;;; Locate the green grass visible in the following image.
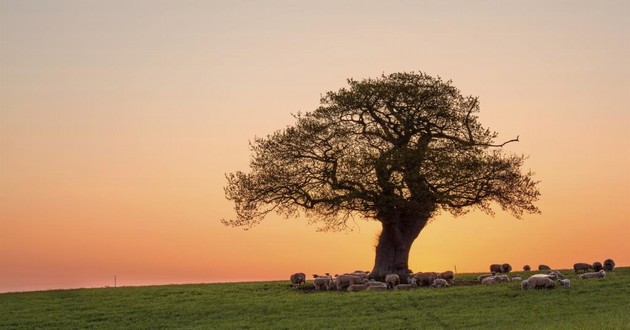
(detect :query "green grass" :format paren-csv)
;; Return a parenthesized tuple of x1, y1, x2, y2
(1, 268, 629, 329)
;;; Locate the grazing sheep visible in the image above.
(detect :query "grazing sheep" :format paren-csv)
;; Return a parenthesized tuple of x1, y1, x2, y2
(558, 279, 571, 288)
(385, 274, 400, 289)
(490, 264, 502, 273)
(335, 274, 366, 291)
(438, 271, 455, 284)
(394, 284, 417, 290)
(511, 276, 522, 282)
(477, 273, 496, 282)
(603, 259, 615, 271)
(501, 263, 512, 274)
(538, 264, 551, 271)
(430, 278, 450, 288)
(523, 265, 531, 272)
(573, 263, 591, 274)
(592, 262, 603, 272)
(414, 272, 438, 286)
(290, 273, 306, 287)
(313, 276, 332, 291)
(527, 276, 556, 289)
(578, 270, 606, 279)
(521, 280, 529, 290)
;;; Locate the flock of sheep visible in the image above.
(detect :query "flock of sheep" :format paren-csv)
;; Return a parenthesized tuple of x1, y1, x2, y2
(289, 258, 616, 292)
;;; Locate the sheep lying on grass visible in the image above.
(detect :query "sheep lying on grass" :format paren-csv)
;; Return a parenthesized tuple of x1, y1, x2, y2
(394, 284, 416, 290)
(482, 275, 509, 285)
(477, 273, 496, 282)
(527, 276, 556, 289)
(290, 273, 306, 287)
(578, 270, 606, 279)
(430, 278, 450, 288)
(511, 276, 522, 282)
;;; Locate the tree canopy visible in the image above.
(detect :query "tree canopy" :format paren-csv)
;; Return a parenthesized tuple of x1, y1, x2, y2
(224, 72, 540, 232)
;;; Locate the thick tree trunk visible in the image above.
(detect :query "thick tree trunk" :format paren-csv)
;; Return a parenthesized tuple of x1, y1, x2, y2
(369, 214, 429, 284)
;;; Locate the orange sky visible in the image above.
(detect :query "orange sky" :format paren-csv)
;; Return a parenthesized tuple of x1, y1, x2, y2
(1, 1, 629, 293)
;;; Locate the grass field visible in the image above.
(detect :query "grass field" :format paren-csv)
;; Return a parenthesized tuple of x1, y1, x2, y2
(1, 267, 629, 329)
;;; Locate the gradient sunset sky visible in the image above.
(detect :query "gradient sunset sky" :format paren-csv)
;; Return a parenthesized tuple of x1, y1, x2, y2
(1, 1, 628, 293)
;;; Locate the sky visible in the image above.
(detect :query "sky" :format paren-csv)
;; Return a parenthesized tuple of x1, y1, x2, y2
(1, 0, 629, 293)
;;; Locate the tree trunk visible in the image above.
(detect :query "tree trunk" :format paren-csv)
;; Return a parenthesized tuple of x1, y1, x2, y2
(369, 214, 429, 284)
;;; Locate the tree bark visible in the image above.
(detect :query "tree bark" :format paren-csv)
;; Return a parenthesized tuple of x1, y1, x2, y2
(369, 214, 429, 283)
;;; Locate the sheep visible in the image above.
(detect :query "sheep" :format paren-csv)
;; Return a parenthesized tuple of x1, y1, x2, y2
(527, 276, 556, 289)
(501, 263, 512, 274)
(366, 285, 388, 291)
(347, 283, 371, 292)
(573, 263, 591, 274)
(482, 275, 509, 285)
(523, 265, 531, 272)
(350, 271, 370, 281)
(547, 270, 564, 279)
(367, 281, 388, 289)
(385, 274, 400, 289)
(530, 273, 558, 281)
(578, 270, 606, 279)
(592, 262, 603, 272)
(313, 276, 332, 291)
(511, 276, 522, 282)
(407, 276, 417, 286)
(538, 264, 551, 271)
(290, 273, 306, 287)
(477, 273, 496, 282)
(490, 264, 502, 273)
(603, 259, 615, 271)
(394, 284, 417, 290)
(438, 271, 455, 284)
(335, 274, 366, 291)
(521, 280, 529, 290)
(430, 278, 450, 288)
(558, 279, 570, 288)
(413, 272, 438, 286)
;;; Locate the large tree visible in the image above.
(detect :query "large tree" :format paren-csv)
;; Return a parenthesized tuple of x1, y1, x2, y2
(223, 72, 540, 282)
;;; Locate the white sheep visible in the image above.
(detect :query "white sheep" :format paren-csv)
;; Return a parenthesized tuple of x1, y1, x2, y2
(521, 280, 529, 290)
(385, 274, 400, 289)
(477, 273, 496, 282)
(394, 284, 417, 290)
(511, 276, 522, 282)
(558, 279, 570, 288)
(313, 276, 332, 290)
(578, 270, 606, 279)
(430, 278, 450, 288)
(482, 275, 509, 285)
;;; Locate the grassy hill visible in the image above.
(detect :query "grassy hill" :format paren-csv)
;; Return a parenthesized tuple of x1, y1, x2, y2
(1, 267, 629, 329)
